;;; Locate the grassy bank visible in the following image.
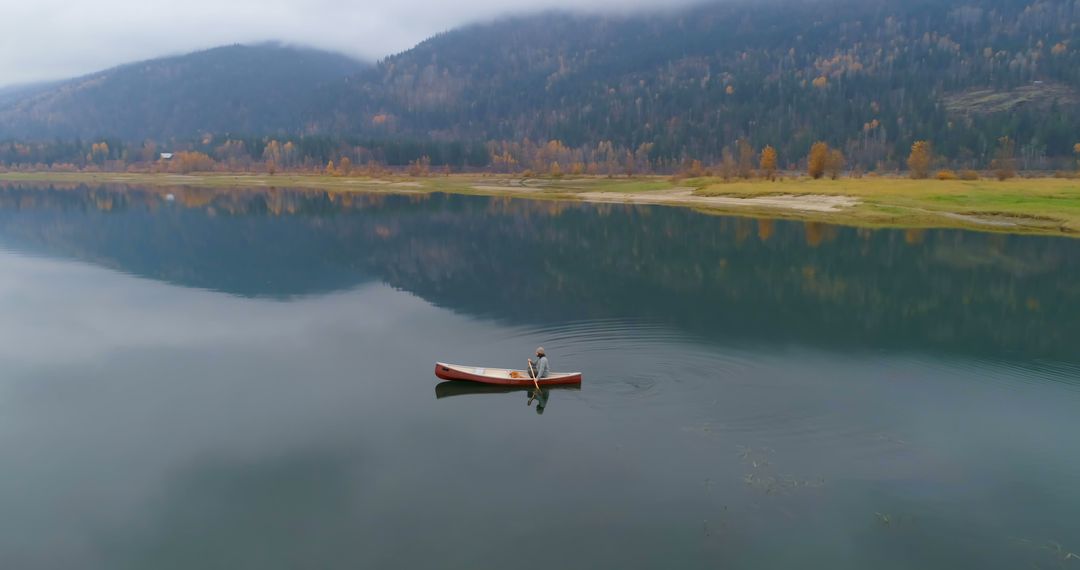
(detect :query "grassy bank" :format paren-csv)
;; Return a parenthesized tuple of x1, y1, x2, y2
(1, 171, 1078, 237)
(690, 176, 1080, 236)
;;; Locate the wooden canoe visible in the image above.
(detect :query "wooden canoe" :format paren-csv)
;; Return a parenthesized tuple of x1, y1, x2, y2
(434, 362, 583, 386)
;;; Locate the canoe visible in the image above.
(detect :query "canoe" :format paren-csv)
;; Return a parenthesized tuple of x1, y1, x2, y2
(434, 362, 583, 386)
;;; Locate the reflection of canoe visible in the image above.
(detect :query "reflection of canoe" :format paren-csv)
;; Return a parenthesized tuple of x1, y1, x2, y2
(434, 362, 583, 386)
(435, 381, 581, 399)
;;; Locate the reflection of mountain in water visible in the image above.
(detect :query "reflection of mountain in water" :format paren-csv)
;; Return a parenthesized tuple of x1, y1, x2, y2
(1, 182, 1077, 361)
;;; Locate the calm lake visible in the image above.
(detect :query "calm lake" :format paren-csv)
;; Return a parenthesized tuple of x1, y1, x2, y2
(0, 183, 1078, 569)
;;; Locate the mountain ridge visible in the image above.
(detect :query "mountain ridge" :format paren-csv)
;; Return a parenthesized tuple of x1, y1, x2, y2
(0, 43, 367, 140)
(1, 0, 1079, 169)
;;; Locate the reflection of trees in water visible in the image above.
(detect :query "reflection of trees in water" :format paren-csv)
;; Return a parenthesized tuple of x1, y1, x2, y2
(0, 182, 1077, 361)
(0, 183, 413, 217)
(803, 221, 839, 247)
(757, 219, 774, 242)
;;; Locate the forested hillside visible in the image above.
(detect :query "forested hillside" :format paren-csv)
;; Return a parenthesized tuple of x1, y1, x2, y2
(0, 44, 366, 140)
(334, 0, 1080, 169)
(1, 0, 1079, 171)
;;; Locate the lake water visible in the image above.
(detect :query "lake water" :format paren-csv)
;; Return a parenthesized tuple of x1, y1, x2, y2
(0, 183, 1078, 569)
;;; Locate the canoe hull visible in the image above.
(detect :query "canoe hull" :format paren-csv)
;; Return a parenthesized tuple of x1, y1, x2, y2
(435, 362, 582, 386)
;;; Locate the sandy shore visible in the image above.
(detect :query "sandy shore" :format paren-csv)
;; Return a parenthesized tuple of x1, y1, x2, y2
(577, 188, 858, 212)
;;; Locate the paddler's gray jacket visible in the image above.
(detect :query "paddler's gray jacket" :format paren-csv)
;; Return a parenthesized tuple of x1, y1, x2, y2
(532, 355, 550, 378)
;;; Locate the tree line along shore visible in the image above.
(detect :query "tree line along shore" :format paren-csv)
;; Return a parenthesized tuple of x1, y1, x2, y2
(2, 136, 1080, 180)
(2, 127, 1077, 239)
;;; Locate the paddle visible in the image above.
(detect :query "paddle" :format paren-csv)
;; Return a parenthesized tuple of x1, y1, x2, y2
(527, 359, 541, 392)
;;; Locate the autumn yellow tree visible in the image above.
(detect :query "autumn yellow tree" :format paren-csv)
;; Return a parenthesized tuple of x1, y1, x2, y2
(759, 145, 778, 180)
(281, 142, 298, 169)
(825, 149, 845, 179)
(596, 140, 617, 177)
(907, 140, 932, 179)
(807, 142, 829, 179)
(491, 150, 517, 173)
(679, 159, 706, 178)
(173, 151, 214, 174)
(263, 140, 282, 166)
(1074, 143, 1080, 171)
(90, 142, 110, 166)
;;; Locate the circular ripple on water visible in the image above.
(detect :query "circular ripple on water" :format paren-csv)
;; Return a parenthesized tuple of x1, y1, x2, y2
(495, 318, 758, 402)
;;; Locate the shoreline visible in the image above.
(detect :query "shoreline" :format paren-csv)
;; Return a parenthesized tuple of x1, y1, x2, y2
(0, 171, 1077, 237)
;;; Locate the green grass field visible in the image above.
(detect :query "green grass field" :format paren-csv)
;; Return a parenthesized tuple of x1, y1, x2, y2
(691, 176, 1080, 235)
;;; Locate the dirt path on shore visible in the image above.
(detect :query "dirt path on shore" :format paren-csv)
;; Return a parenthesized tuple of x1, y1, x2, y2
(578, 188, 858, 212)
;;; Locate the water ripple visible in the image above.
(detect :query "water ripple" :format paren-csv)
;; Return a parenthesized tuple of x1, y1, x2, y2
(481, 318, 1080, 448)
(486, 318, 763, 412)
(881, 354, 1080, 399)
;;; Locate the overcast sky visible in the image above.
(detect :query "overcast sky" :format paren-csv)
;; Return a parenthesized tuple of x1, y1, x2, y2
(0, 0, 697, 87)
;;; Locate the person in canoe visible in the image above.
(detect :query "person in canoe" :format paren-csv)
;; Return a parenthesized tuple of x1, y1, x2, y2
(527, 346, 549, 379)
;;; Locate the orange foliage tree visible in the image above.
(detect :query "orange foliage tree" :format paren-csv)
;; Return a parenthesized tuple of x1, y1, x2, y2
(807, 142, 829, 179)
(90, 142, 110, 166)
(907, 140, 932, 179)
(759, 145, 778, 180)
(172, 152, 215, 174)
